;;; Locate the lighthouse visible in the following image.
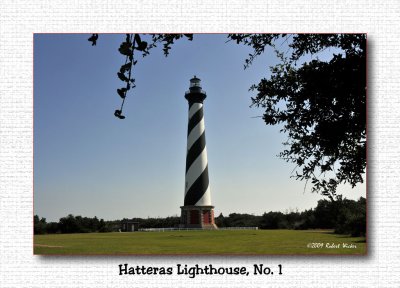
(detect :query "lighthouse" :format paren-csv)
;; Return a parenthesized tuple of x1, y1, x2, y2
(180, 76, 217, 229)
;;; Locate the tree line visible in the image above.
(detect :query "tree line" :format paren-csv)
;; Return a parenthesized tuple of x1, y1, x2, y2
(216, 196, 366, 236)
(34, 196, 365, 237)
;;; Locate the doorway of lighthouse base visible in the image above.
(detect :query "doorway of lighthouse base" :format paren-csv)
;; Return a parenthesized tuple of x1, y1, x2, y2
(180, 205, 218, 229)
(190, 210, 200, 224)
(203, 210, 211, 224)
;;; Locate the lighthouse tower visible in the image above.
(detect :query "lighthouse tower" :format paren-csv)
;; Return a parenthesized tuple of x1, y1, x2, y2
(180, 76, 217, 229)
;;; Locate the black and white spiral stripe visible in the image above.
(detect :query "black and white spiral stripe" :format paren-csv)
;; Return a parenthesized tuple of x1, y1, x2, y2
(184, 102, 211, 206)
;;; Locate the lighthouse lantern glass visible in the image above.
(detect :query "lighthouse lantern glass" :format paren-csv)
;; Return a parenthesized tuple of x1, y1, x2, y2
(190, 78, 201, 88)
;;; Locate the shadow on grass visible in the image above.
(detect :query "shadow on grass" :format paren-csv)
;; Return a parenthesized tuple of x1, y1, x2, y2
(355, 239, 366, 243)
(305, 230, 335, 234)
(305, 230, 366, 240)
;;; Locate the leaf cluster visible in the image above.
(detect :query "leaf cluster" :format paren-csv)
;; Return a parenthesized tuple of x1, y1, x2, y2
(149, 34, 193, 56)
(87, 34, 98, 46)
(89, 34, 193, 119)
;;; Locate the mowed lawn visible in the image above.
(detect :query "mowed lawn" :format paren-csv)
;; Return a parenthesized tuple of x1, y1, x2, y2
(34, 229, 366, 255)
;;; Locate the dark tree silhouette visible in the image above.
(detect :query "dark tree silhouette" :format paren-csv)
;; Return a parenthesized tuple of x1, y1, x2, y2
(34, 215, 47, 234)
(228, 34, 366, 199)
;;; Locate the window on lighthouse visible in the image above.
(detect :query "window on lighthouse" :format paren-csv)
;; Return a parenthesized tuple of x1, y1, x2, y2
(190, 78, 201, 88)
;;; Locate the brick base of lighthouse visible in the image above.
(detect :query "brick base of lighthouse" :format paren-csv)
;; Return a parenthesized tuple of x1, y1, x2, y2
(180, 206, 218, 229)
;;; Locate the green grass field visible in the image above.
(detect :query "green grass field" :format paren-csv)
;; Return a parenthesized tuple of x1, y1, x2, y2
(34, 229, 366, 255)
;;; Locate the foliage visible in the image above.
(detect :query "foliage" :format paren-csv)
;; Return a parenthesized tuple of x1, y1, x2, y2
(313, 198, 340, 228)
(122, 216, 180, 229)
(215, 197, 365, 236)
(88, 33, 193, 119)
(308, 196, 366, 236)
(334, 197, 366, 236)
(259, 211, 287, 229)
(45, 222, 60, 234)
(295, 209, 316, 230)
(228, 34, 366, 199)
(34, 214, 111, 234)
(34, 215, 47, 235)
(218, 213, 260, 227)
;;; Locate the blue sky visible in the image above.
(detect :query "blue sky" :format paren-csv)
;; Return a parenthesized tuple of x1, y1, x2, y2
(34, 34, 366, 222)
